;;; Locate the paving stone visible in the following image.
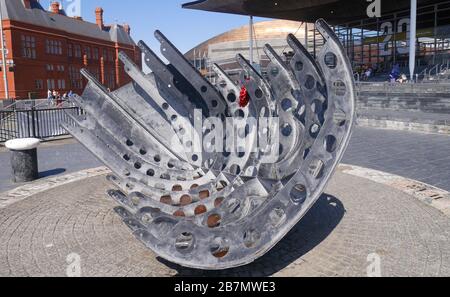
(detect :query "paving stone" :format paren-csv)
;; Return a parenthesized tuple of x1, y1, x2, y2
(0, 172, 448, 277)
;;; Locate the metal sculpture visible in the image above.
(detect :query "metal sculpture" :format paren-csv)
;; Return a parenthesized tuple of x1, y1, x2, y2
(62, 19, 355, 270)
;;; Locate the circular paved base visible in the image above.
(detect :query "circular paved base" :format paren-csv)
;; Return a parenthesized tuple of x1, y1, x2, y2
(0, 170, 449, 277)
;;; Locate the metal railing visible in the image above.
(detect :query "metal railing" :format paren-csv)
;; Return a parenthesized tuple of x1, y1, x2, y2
(0, 107, 83, 142)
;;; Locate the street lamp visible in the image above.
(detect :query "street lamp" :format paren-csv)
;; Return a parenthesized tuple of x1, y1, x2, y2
(0, 2, 10, 100)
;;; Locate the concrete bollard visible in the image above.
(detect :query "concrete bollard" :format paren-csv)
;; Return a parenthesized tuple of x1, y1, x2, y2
(5, 138, 41, 183)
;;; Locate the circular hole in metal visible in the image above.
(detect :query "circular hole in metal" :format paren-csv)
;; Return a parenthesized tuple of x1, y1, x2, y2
(194, 205, 207, 215)
(332, 80, 346, 96)
(229, 164, 241, 175)
(325, 135, 338, 153)
(207, 214, 221, 228)
(227, 92, 236, 103)
(309, 160, 325, 179)
(192, 154, 199, 162)
(305, 75, 316, 89)
(211, 100, 218, 108)
(172, 185, 182, 192)
(333, 108, 347, 126)
(126, 139, 133, 147)
(243, 229, 262, 248)
(201, 86, 208, 93)
(134, 162, 142, 169)
(324, 52, 338, 69)
(214, 197, 225, 208)
(146, 169, 155, 176)
(270, 67, 279, 77)
(171, 115, 177, 122)
(199, 190, 210, 200)
(290, 184, 307, 205)
(175, 232, 194, 253)
(281, 123, 292, 137)
(173, 210, 185, 217)
(190, 184, 199, 190)
(281, 99, 293, 112)
(123, 154, 130, 161)
(295, 60, 304, 71)
(162, 103, 169, 110)
(234, 109, 245, 119)
(154, 155, 161, 163)
(210, 237, 229, 258)
(180, 195, 193, 206)
(160, 195, 172, 205)
(219, 80, 227, 88)
(255, 88, 263, 99)
(139, 149, 147, 156)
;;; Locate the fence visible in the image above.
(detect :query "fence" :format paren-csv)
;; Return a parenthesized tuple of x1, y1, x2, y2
(0, 107, 83, 142)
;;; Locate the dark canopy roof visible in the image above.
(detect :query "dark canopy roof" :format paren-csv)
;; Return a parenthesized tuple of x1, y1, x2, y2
(182, 0, 442, 24)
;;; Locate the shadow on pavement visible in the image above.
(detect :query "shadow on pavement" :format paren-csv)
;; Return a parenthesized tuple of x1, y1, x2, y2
(157, 193, 346, 276)
(39, 168, 66, 179)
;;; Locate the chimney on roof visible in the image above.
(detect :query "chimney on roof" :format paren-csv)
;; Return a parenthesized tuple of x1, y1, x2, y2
(123, 24, 131, 35)
(50, 1, 60, 14)
(95, 7, 104, 29)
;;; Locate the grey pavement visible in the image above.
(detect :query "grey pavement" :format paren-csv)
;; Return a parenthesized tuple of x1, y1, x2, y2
(342, 127, 450, 191)
(0, 126, 449, 193)
(0, 172, 448, 277)
(0, 138, 101, 193)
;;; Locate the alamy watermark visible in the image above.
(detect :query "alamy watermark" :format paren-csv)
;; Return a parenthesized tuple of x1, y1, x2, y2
(168, 110, 281, 164)
(367, 253, 382, 277)
(367, 0, 381, 18)
(66, 253, 82, 277)
(60, 0, 82, 18)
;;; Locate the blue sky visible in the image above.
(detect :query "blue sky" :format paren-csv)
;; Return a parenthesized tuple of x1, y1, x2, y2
(40, 0, 270, 54)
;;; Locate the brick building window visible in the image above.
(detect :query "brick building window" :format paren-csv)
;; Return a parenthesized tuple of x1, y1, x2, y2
(93, 48, 99, 60)
(74, 44, 82, 58)
(57, 79, 66, 90)
(47, 79, 56, 90)
(105, 68, 116, 89)
(46, 64, 54, 71)
(46, 39, 63, 55)
(108, 50, 115, 62)
(35, 80, 44, 90)
(68, 43, 73, 57)
(69, 66, 83, 89)
(21, 35, 36, 59)
(103, 48, 107, 60)
(84, 46, 91, 59)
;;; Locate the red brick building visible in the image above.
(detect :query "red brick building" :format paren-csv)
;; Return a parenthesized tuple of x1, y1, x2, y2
(0, 0, 141, 100)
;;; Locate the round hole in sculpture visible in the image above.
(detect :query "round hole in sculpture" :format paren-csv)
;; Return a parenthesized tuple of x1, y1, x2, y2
(210, 237, 229, 258)
(324, 52, 338, 69)
(175, 232, 194, 253)
(332, 80, 347, 96)
(243, 229, 262, 248)
(227, 92, 236, 102)
(207, 214, 222, 228)
(281, 99, 293, 112)
(325, 135, 338, 153)
(305, 75, 316, 90)
(290, 184, 307, 205)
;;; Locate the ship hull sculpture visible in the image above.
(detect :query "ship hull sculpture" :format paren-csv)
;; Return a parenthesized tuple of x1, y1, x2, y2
(63, 19, 356, 270)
